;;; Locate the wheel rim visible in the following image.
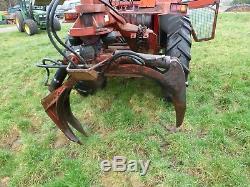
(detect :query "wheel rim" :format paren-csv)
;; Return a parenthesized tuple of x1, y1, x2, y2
(16, 18, 20, 29)
(24, 24, 30, 35)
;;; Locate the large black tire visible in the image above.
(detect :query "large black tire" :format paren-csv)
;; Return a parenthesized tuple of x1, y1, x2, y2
(23, 19, 38, 36)
(75, 78, 107, 97)
(53, 17, 61, 31)
(15, 11, 24, 32)
(161, 15, 192, 82)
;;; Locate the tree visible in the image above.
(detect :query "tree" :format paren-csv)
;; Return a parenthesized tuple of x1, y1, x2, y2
(0, 0, 19, 11)
(232, 0, 250, 4)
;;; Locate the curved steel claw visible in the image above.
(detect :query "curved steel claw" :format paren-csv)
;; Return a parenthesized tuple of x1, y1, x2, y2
(41, 57, 186, 143)
(105, 57, 186, 128)
(63, 89, 88, 136)
(162, 58, 186, 127)
(41, 81, 88, 144)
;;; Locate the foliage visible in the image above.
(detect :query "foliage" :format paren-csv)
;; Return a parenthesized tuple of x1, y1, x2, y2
(0, 0, 19, 11)
(232, 0, 250, 4)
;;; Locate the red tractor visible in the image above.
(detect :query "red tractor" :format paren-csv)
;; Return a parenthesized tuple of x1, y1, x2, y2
(38, 0, 220, 144)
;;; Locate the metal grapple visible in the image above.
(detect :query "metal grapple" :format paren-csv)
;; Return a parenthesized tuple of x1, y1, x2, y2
(38, 0, 220, 143)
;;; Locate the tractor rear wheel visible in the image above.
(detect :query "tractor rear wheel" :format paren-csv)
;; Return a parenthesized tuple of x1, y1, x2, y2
(53, 17, 61, 31)
(15, 11, 24, 32)
(164, 15, 192, 82)
(23, 19, 38, 36)
(75, 78, 107, 97)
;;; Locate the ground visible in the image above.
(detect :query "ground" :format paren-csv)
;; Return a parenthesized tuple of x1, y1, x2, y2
(0, 25, 16, 33)
(0, 13, 249, 187)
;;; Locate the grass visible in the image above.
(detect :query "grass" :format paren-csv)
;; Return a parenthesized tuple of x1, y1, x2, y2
(0, 13, 249, 187)
(0, 24, 15, 28)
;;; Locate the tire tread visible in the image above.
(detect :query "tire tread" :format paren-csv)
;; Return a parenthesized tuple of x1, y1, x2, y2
(165, 16, 192, 74)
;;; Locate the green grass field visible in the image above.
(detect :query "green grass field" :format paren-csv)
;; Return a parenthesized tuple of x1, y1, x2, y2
(0, 13, 249, 187)
(0, 25, 15, 28)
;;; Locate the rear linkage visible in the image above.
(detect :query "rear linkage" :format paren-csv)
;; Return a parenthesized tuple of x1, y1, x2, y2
(37, 0, 187, 144)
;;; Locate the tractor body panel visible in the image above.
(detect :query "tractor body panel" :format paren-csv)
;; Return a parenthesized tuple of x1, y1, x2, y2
(67, 0, 220, 42)
(32, 9, 47, 29)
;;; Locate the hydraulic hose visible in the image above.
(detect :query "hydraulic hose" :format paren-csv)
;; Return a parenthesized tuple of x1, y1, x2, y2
(46, 0, 73, 64)
(99, 0, 123, 18)
(46, 0, 71, 91)
(49, 0, 86, 65)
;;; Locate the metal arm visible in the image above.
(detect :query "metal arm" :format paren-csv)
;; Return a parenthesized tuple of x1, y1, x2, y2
(188, 0, 220, 9)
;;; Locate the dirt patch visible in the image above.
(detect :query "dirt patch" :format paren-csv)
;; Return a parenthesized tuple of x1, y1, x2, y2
(133, 146, 149, 158)
(0, 26, 16, 34)
(0, 127, 22, 151)
(27, 114, 43, 133)
(53, 131, 70, 148)
(185, 167, 208, 183)
(101, 173, 145, 187)
(225, 4, 250, 12)
(128, 175, 146, 187)
(197, 129, 208, 138)
(0, 177, 10, 187)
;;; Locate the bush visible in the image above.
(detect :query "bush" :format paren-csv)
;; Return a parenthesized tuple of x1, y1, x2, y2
(232, 0, 250, 4)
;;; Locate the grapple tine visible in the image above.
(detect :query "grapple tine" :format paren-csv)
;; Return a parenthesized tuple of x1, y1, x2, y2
(105, 57, 186, 128)
(41, 86, 82, 144)
(63, 89, 88, 136)
(162, 58, 186, 127)
(56, 89, 82, 144)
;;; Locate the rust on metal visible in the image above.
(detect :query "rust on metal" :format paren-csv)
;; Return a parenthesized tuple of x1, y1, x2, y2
(41, 77, 88, 144)
(105, 59, 186, 127)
